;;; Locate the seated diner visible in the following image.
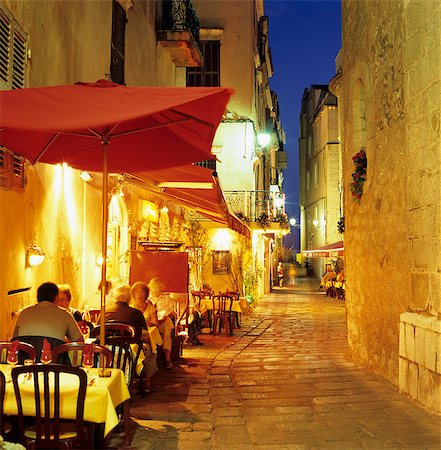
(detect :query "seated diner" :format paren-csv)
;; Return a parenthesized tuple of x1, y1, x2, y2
(101, 284, 158, 394)
(12, 281, 83, 362)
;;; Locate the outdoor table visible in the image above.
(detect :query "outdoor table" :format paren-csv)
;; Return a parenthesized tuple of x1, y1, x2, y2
(197, 298, 244, 314)
(0, 364, 131, 446)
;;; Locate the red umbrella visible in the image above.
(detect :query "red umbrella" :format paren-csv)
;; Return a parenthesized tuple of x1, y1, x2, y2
(0, 79, 232, 345)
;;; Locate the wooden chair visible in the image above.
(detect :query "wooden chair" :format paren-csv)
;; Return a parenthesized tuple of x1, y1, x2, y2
(52, 342, 113, 368)
(224, 291, 241, 328)
(104, 336, 143, 393)
(90, 322, 136, 338)
(0, 370, 13, 438)
(174, 294, 191, 356)
(12, 364, 88, 449)
(88, 309, 101, 325)
(0, 341, 36, 364)
(191, 291, 212, 330)
(11, 336, 64, 364)
(211, 294, 234, 336)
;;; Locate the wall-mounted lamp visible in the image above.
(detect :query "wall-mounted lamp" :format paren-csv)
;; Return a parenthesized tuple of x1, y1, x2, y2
(26, 246, 45, 267)
(257, 132, 271, 148)
(80, 171, 92, 182)
(289, 218, 296, 226)
(312, 219, 319, 227)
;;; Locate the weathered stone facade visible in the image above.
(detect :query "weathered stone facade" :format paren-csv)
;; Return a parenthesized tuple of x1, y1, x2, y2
(299, 86, 342, 277)
(341, 0, 441, 412)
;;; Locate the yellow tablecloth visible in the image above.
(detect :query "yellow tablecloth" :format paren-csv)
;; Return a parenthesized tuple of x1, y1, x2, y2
(197, 299, 244, 314)
(0, 364, 130, 437)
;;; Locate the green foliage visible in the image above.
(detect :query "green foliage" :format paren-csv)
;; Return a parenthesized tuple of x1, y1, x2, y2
(350, 149, 367, 200)
(337, 216, 345, 234)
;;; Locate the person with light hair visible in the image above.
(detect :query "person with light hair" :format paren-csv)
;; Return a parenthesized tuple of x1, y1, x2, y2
(147, 277, 175, 369)
(56, 284, 83, 322)
(102, 284, 158, 393)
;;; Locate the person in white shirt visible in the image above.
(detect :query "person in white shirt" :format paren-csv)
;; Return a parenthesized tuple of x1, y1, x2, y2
(147, 277, 175, 369)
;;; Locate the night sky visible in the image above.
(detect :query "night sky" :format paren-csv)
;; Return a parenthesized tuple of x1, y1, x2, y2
(265, 0, 342, 250)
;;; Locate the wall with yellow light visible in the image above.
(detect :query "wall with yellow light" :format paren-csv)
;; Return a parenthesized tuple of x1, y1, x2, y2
(0, 0, 185, 339)
(342, 0, 441, 412)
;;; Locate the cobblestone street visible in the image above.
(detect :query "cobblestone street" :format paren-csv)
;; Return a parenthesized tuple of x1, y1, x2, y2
(110, 279, 441, 449)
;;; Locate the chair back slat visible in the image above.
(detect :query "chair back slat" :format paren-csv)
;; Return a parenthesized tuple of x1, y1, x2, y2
(12, 364, 87, 448)
(52, 342, 112, 368)
(0, 371, 5, 436)
(105, 336, 143, 392)
(211, 294, 234, 335)
(90, 322, 136, 338)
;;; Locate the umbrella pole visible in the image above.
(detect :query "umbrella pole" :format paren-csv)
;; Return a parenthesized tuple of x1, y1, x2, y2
(99, 140, 109, 349)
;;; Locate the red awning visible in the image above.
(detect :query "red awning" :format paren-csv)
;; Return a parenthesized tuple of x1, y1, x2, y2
(302, 240, 344, 258)
(125, 164, 251, 239)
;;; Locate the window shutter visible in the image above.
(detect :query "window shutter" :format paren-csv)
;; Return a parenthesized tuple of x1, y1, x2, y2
(0, 7, 27, 90)
(0, 147, 25, 192)
(12, 27, 26, 89)
(0, 9, 11, 87)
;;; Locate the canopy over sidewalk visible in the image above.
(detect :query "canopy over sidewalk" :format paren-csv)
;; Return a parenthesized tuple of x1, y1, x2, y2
(125, 165, 250, 239)
(302, 240, 344, 258)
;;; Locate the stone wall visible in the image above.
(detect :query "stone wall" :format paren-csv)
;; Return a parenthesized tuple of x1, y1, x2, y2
(342, 0, 441, 412)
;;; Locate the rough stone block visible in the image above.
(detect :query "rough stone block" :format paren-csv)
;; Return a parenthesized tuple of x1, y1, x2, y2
(424, 330, 437, 372)
(437, 334, 441, 375)
(409, 171, 435, 209)
(418, 366, 441, 413)
(415, 327, 426, 366)
(399, 357, 409, 393)
(410, 273, 431, 310)
(400, 311, 416, 324)
(412, 313, 437, 329)
(408, 362, 419, 399)
(399, 322, 406, 357)
(405, 323, 415, 361)
(431, 319, 441, 333)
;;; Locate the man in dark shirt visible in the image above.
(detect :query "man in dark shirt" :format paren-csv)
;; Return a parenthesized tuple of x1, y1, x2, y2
(103, 284, 158, 393)
(104, 284, 147, 337)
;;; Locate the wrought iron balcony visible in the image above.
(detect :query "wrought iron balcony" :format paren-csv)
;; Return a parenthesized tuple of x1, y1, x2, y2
(224, 190, 288, 230)
(157, 0, 202, 67)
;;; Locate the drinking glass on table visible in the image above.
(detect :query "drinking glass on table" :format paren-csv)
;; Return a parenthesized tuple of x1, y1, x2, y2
(41, 350, 52, 365)
(7, 350, 19, 367)
(82, 349, 94, 378)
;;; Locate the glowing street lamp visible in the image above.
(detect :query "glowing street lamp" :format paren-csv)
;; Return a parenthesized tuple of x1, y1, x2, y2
(257, 132, 271, 147)
(289, 218, 296, 226)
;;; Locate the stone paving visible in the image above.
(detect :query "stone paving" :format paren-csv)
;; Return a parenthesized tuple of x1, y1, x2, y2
(109, 279, 441, 449)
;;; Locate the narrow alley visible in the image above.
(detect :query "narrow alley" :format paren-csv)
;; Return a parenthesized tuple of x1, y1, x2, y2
(110, 280, 441, 450)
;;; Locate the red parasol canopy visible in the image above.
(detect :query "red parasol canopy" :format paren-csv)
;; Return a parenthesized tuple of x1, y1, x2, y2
(126, 164, 250, 238)
(0, 79, 232, 346)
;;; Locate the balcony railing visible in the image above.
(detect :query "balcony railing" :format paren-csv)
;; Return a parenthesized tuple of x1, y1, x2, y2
(157, 0, 202, 67)
(224, 190, 287, 228)
(160, 0, 200, 43)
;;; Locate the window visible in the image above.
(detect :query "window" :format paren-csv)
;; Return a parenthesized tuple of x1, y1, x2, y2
(187, 41, 220, 86)
(306, 170, 310, 191)
(110, 1, 126, 85)
(0, 147, 25, 192)
(0, 7, 27, 90)
(195, 160, 217, 171)
(314, 161, 319, 186)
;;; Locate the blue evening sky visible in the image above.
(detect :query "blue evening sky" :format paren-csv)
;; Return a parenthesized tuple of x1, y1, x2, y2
(265, 0, 342, 247)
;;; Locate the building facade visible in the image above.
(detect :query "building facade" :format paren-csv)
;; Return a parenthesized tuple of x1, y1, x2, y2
(299, 85, 342, 277)
(340, 0, 441, 413)
(0, 0, 286, 338)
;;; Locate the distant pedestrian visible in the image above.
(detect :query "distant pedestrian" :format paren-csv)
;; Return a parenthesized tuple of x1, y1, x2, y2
(277, 262, 284, 287)
(288, 263, 296, 286)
